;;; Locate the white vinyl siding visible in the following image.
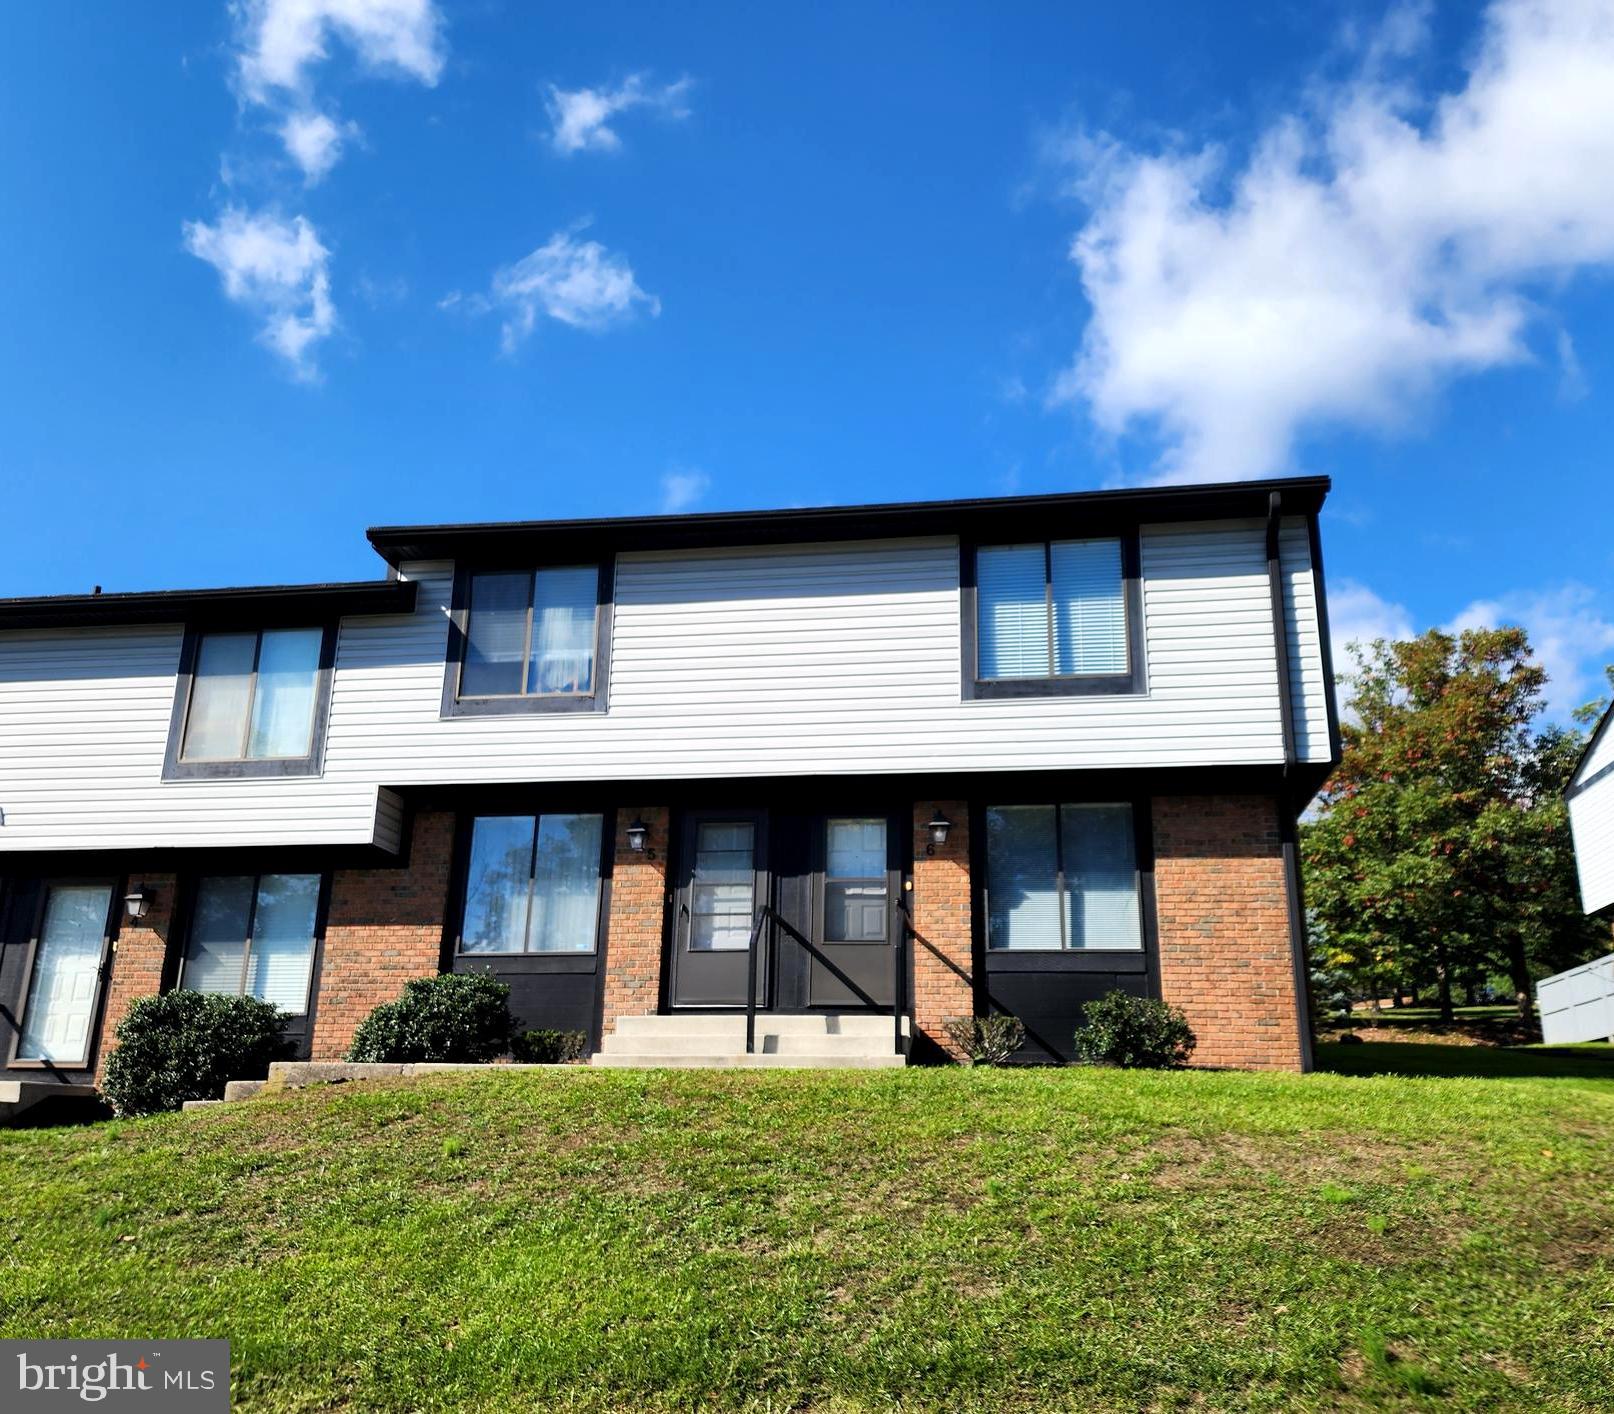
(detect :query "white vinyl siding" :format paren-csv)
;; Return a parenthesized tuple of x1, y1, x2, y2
(0, 518, 1334, 852)
(1570, 768, 1614, 914)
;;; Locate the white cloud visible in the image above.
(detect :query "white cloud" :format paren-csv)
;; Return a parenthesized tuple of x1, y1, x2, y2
(183, 208, 336, 379)
(233, 0, 445, 178)
(546, 74, 691, 155)
(1448, 583, 1614, 716)
(236, 0, 446, 98)
(660, 468, 711, 514)
(1051, 0, 1614, 482)
(279, 109, 358, 183)
(1329, 578, 1416, 669)
(489, 231, 660, 350)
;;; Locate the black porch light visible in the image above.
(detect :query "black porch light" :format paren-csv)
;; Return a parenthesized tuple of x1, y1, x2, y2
(123, 884, 155, 921)
(625, 818, 650, 854)
(925, 811, 952, 855)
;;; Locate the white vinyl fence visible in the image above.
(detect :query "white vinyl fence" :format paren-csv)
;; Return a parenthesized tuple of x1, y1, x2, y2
(1535, 955, 1614, 1045)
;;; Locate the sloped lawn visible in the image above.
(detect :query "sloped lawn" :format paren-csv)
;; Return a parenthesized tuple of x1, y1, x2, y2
(3, 1066, 1612, 1411)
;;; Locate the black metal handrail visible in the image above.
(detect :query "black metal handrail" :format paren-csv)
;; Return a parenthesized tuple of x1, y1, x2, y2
(744, 905, 773, 1055)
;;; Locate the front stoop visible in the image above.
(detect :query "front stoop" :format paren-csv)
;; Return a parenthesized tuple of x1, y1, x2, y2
(591, 1013, 910, 1069)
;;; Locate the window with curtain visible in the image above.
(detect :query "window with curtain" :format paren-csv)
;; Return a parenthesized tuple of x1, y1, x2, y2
(984, 803, 1142, 951)
(459, 567, 599, 699)
(460, 813, 605, 953)
(180, 627, 324, 762)
(181, 873, 321, 1012)
(975, 538, 1127, 681)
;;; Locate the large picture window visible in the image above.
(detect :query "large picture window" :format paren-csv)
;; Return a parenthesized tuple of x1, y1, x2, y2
(460, 813, 606, 954)
(984, 803, 1143, 951)
(447, 565, 608, 716)
(180, 873, 322, 1013)
(963, 535, 1142, 698)
(166, 625, 333, 778)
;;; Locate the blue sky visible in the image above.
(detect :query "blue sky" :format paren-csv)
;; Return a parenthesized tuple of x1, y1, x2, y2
(2, 0, 1611, 714)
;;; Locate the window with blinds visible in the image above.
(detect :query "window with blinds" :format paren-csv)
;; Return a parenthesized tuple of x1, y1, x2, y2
(180, 873, 322, 1012)
(975, 537, 1127, 681)
(984, 803, 1143, 951)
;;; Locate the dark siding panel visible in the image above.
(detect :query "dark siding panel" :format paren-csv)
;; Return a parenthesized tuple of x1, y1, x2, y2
(453, 956, 600, 1046)
(981, 968, 1151, 1064)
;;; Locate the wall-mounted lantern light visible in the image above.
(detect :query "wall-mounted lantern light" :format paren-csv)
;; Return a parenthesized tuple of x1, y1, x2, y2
(123, 885, 155, 921)
(625, 818, 653, 858)
(925, 811, 952, 856)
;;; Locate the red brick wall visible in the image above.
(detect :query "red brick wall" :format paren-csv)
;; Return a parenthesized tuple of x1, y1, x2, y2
(95, 872, 176, 1080)
(911, 800, 973, 1059)
(1151, 795, 1305, 1071)
(309, 810, 455, 1060)
(600, 806, 669, 1037)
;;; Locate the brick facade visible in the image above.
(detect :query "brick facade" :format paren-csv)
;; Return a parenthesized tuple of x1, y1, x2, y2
(1151, 794, 1306, 1072)
(309, 810, 456, 1060)
(94, 872, 176, 1079)
(599, 806, 670, 1037)
(910, 800, 973, 1059)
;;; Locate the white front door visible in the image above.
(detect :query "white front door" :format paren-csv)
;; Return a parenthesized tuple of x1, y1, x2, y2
(16, 883, 114, 1066)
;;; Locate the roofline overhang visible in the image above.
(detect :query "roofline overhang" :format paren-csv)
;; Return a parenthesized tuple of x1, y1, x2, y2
(0, 579, 417, 632)
(366, 475, 1332, 567)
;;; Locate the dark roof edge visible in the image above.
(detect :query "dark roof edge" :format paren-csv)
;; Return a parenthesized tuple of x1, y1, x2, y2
(0, 579, 417, 632)
(1568, 697, 1614, 796)
(367, 475, 1332, 565)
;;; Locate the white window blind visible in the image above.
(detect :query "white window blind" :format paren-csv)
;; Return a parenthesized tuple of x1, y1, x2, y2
(1061, 805, 1143, 950)
(1051, 539, 1127, 675)
(984, 805, 1063, 949)
(183, 873, 320, 1012)
(976, 544, 1050, 679)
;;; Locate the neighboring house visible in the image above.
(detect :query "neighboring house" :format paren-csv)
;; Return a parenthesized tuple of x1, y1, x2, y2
(0, 476, 1340, 1089)
(1568, 700, 1614, 916)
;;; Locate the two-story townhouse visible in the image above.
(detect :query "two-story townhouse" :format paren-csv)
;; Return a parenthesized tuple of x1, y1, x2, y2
(0, 476, 1339, 1100)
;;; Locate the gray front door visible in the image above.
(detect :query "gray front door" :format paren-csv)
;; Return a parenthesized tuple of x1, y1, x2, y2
(668, 811, 769, 1008)
(805, 814, 899, 1008)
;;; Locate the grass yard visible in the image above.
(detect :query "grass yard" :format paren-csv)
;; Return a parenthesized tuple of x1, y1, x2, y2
(4, 1066, 1614, 1412)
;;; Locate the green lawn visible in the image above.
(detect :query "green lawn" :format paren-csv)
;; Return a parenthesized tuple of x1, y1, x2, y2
(5, 1067, 1614, 1412)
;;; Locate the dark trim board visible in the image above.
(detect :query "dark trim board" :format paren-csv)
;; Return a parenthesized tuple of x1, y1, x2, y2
(1567, 699, 1614, 799)
(370, 476, 1330, 567)
(0, 580, 415, 632)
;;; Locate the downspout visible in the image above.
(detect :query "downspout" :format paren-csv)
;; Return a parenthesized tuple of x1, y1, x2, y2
(1267, 490, 1315, 1071)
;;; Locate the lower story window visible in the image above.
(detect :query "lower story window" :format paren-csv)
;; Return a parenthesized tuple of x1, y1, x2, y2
(181, 873, 321, 1013)
(984, 803, 1143, 951)
(460, 813, 605, 953)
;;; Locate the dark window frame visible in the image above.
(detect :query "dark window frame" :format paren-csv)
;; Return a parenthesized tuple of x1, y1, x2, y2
(451, 809, 612, 967)
(7, 876, 121, 1070)
(975, 797, 1152, 964)
(175, 870, 330, 1019)
(442, 561, 613, 718)
(163, 623, 338, 780)
(960, 530, 1145, 699)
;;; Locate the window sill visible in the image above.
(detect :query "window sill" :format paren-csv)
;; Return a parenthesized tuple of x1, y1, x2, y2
(162, 757, 324, 781)
(965, 675, 1145, 701)
(442, 695, 605, 719)
(984, 949, 1148, 973)
(455, 951, 598, 974)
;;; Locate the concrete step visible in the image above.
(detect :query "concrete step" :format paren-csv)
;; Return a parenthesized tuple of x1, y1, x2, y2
(602, 1013, 908, 1059)
(0, 1080, 99, 1127)
(590, 1051, 908, 1069)
(221, 1079, 267, 1102)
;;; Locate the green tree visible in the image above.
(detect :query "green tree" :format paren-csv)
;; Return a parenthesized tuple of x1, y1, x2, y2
(1304, 627, 1600, 1027)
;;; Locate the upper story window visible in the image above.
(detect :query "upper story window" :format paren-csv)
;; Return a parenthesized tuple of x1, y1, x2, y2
(962, 534, 1143, 698)
(444, 564, 611, 717)
(164, 625, 335, 779)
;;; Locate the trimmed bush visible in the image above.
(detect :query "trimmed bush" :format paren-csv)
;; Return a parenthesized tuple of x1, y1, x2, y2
(346, 972, 513, 1063)
(100, 991, 290, 1117)
(511, 1028, 590, 1064)
(1074, 991, 1196, 1069)
(943, 1013, 1026, 1066)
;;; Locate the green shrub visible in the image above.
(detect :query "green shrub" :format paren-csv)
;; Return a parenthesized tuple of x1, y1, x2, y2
(1074, 991, 1196, 1069)
(943, 1013, 1026, 1066)
(100, 991, 290, 1117)
(346, 972, 513, 1063)
(510, 1028, 590, 1064)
